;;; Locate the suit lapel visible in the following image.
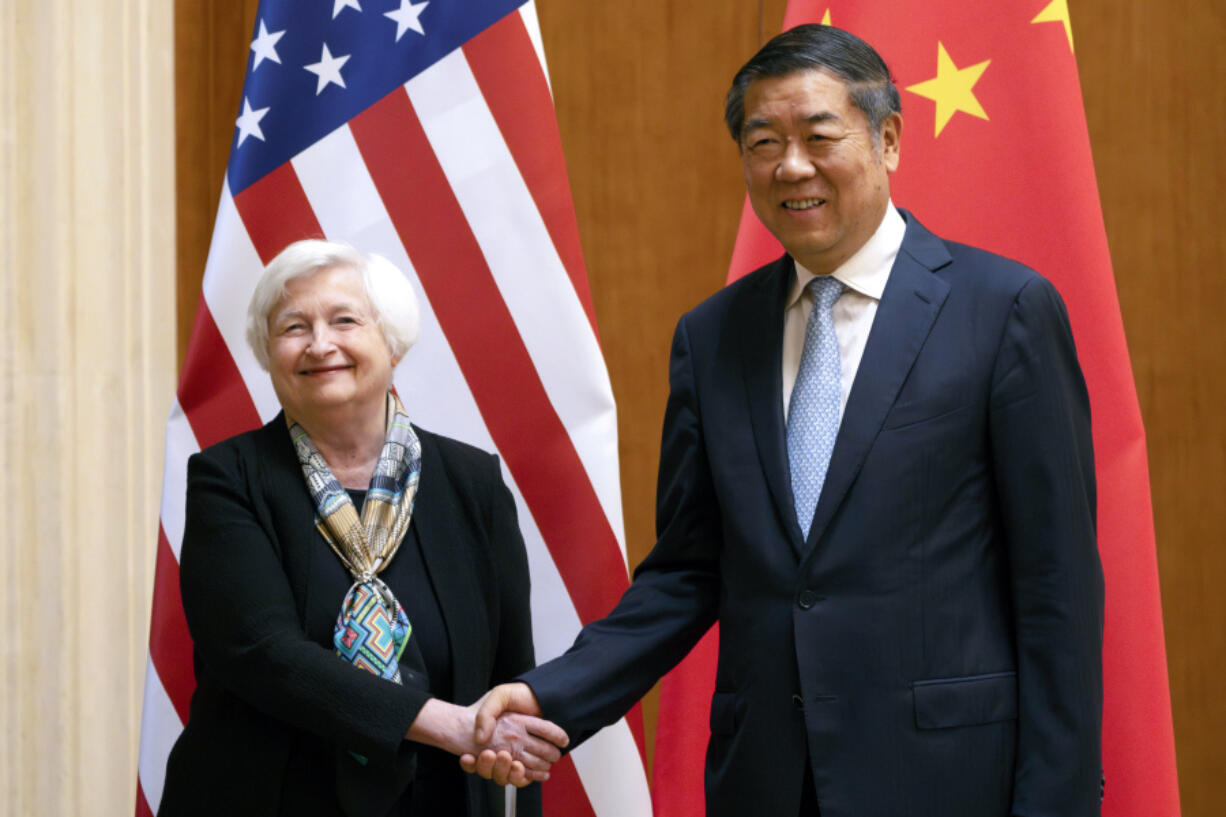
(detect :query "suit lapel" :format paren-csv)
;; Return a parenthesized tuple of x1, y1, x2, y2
(803, 216, 952, 556)
(257, 414, 328, 622)
(409, 431, 489, 703)
(741, 255, 808, 556)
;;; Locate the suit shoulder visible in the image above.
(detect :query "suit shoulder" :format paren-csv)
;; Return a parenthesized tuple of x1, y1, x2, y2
(937, 237, 1049, 298)
(680, 254, 789, 329)
(190, 417, 285, 474)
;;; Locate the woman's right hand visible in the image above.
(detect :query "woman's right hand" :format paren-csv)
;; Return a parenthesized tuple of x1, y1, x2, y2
(407, 698, 567, 787)
(458, 682, 570, 785)
(475, 709, 568, 784)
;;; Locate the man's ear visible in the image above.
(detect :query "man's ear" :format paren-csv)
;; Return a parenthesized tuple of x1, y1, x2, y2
(880, 112, 902, 172)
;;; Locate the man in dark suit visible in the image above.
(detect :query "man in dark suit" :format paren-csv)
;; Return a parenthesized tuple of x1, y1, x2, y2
(468, 24, 1103, 817)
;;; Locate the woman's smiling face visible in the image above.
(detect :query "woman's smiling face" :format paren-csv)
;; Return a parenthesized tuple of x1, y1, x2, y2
(266, 265, 398, 422)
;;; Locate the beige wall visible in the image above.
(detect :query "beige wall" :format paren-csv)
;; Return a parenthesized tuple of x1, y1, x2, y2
(0, 1, 176, 815)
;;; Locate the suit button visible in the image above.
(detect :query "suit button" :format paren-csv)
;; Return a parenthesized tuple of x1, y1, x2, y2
(792, 694, 804, 711)
(798, 590, 818, 609)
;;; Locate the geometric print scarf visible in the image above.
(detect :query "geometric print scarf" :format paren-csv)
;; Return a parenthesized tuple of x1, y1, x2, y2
(287, 392, 422, 685)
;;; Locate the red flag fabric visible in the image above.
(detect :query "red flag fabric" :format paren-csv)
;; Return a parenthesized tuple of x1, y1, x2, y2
(652, 3, 1179, 816)
(135, 2, 650, 815)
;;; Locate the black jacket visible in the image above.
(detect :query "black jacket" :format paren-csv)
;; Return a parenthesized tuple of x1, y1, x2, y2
(160, 414, 539, 817)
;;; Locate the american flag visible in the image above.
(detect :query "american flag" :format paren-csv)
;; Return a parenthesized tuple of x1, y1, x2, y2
(135, 1, 651, 814)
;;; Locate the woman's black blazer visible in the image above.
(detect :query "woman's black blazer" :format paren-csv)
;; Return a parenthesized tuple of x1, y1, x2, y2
(159, 413, 540, 817)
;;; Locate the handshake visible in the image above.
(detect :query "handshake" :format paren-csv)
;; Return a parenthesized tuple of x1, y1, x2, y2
(412, 682, 569, 787)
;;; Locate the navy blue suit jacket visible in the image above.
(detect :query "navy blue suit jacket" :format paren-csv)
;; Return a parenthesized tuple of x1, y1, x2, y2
(523, 213, 1103, 817)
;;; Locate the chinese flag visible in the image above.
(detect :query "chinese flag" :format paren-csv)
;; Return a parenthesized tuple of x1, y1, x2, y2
(651, 3, 1180, 817)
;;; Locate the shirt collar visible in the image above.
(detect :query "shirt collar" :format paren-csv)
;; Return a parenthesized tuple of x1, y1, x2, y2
(786, 201, 906, 307)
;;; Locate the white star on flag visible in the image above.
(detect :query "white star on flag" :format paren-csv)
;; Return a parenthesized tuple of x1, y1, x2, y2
(304, 44, 350, 95)
(332, 0, 361, 19)
(234, 96, 270, 146)
(250, 20, 285, 70)
(385, 0, 429, 41)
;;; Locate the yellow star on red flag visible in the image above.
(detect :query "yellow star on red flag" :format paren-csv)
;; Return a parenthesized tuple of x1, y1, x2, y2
(821, 9, 831, 25)
(905, 42, 990, 137)
(1032, 0, 1075, 52)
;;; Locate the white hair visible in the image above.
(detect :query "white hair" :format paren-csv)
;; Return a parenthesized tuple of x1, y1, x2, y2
(245, 239, 420, 370)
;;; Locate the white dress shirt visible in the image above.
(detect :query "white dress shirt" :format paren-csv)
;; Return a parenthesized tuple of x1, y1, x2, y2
(782, 202, 906, 422)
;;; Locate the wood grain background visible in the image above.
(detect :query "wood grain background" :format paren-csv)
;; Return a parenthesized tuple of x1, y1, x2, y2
(175, 2, 1225, 813)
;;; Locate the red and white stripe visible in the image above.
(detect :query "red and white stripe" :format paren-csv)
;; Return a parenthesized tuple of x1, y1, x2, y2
(136, 5, 650, 815)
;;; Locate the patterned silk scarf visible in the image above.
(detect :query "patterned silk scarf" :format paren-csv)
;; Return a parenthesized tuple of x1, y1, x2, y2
(287, 392, 422, 684)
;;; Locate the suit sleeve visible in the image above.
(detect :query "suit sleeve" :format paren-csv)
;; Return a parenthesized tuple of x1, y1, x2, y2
(180, 447, 428, 766)
(988, 277, 1104, 816)
(522, 314, 723, 744)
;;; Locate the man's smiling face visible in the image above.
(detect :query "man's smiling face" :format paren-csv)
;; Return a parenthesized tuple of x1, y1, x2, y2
(740, 69, 901, 274)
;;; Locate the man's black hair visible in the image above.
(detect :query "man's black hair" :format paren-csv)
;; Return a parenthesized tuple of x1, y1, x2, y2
(725, 24, 901, 143)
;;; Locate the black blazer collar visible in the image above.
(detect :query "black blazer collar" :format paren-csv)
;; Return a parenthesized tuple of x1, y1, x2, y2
(404, 429, 491, 704)
(740, 255, 803, 555)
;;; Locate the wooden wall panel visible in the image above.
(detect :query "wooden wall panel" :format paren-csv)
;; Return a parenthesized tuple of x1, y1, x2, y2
(175, 1, 1224, 811)
(1077, 2, 1226, 815)
(175, 0, 261, 369)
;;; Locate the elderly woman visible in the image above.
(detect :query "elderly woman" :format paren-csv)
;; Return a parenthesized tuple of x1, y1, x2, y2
(159, 240, 565, 816)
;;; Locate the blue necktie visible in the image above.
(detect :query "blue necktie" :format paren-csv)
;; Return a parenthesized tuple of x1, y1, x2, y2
(787, 276, 844, 542)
